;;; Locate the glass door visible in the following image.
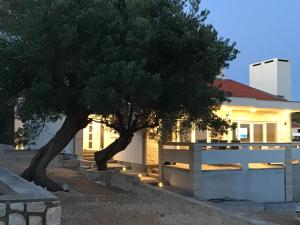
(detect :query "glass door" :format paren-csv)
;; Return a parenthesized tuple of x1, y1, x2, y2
(240, 124, 250, 143)
(267, 123, 277, 142)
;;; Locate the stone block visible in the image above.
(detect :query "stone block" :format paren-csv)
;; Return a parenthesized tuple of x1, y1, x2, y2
(27, 202, 46, 212)
(46, 206, 61, 225)
(29, 216, 43, 225)
(9, 214, 26, 225)
(0, 204, 6, 217)
(0, 221, 5, 225)
(10, 203, 24, 211)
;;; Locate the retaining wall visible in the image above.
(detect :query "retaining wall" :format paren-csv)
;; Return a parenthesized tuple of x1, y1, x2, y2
(0, 166, 61, 225)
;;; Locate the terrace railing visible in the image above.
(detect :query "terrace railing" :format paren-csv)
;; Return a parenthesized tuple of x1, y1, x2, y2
(159, 142, 300, 201)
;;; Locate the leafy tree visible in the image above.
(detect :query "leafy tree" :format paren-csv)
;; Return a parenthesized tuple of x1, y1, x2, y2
(292, 113, 300, 124)
(0, 0, 237, 190)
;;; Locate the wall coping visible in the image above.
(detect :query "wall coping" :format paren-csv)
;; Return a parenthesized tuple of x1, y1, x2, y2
(0, 166, 58, 202)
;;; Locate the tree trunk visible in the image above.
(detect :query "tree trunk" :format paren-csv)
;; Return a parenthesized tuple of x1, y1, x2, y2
(21, 112, 90, 191)
(94, 132, 133, 170)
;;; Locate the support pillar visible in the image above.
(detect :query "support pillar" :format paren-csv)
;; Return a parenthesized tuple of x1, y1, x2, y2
(285, 148, 293, 202)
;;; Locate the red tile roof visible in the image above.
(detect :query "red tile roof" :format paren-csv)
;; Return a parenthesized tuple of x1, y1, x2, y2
(213, 79, 287, 102)
(292, 122, 300, 128)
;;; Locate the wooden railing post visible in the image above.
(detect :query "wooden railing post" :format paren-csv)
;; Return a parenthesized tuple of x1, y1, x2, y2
(158, 142, 163, 180)
(285, 147, 293, 202)
(189, 144, 202, 199)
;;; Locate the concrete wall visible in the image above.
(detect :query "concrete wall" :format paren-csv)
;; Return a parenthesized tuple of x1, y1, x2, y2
(292, 165, 300, 201)
(114, 130, 144, 165)
(200, 169, 285, 203)
(163, 167, 286, 203)
(163, 166, 192, 190)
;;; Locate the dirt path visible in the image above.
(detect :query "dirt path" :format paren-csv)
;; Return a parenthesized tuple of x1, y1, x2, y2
(48, 169, 250, 225)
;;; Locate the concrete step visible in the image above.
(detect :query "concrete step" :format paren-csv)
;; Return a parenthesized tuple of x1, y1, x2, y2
(83, 157, 95, 161)
(147, 172, 159, 179)
(151, 168, 159, 174)
(107, 163, 131, 171)
(140, 176, 159, 185)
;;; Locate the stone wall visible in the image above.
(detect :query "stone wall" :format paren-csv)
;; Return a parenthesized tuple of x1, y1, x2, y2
(0, 201, 61, 225)
(0, 166, 61, 225)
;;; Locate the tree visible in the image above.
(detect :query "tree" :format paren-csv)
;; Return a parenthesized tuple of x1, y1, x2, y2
(0, 0, 237, 190)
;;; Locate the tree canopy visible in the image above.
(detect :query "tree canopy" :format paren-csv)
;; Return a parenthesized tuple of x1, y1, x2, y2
(0, 0, 238, 188)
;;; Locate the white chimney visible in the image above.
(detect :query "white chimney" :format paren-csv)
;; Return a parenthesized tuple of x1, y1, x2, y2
(249, 58, 292, 100)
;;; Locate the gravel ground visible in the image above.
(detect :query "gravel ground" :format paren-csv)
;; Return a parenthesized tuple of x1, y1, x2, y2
(49, 168, 250, 225)
(212, 200, 299, 225)
(1, 158, 298, 225)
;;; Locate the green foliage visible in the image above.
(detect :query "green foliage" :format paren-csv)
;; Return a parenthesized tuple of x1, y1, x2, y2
(293, 136, 300, 142)
(292, 113, 300, 124)
(0, 0, 238, 145)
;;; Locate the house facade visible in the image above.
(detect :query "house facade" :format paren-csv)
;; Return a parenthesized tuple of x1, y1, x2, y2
(12, 58, 300, 169)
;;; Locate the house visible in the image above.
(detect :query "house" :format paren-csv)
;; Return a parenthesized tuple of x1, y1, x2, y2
(11, 58, 300, 171)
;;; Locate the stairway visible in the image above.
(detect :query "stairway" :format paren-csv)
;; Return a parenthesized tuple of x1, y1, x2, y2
(83, 150, 95, 161)
(147, 167, 159, 179)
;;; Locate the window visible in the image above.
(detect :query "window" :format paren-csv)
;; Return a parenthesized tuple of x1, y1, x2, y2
(88, 124, 93, 149)
(298, 129, 300, 133)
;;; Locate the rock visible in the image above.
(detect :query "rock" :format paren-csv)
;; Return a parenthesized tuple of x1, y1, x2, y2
(46, 206, 62, 225)
(27, 202, 46, 212)
(9, 214, 26, 225)
(10, 203, 24, 211)
(29, 216, 43, 225)
(0, 204, 6, 217)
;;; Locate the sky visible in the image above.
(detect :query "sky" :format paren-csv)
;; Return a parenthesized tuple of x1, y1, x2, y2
(200, 0, 300, 101)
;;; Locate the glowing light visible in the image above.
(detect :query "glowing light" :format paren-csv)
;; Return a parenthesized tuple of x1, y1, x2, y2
(122, 167, 127, 172)
(249, 108, 257, 113)
(158, 182, 163, 188)
(138, 173, 142, 178)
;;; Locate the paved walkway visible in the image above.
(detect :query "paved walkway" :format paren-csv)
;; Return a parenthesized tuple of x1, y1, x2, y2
(49, 169, 250, 225)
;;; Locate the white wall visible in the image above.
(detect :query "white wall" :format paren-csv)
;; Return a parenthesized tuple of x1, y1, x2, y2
(249, 58, 291, 100)
(200, 170, 285, 202)
(15, 118, 74, 154)
(114, 130, 144, 165)
(163, 167, 286, 202)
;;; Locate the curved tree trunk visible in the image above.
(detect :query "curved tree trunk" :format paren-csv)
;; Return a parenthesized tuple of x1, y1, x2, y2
(21, 112, 90, 191)
(94, 132, 133, 170)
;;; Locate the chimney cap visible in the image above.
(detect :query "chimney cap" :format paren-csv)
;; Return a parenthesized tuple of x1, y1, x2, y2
(250, 58, 290, 67)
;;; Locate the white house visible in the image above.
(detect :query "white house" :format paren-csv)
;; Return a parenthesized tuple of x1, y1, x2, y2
(13, 58, 300, 170)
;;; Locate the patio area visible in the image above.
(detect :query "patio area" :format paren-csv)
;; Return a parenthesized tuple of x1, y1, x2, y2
(159, 142, 300, 202)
